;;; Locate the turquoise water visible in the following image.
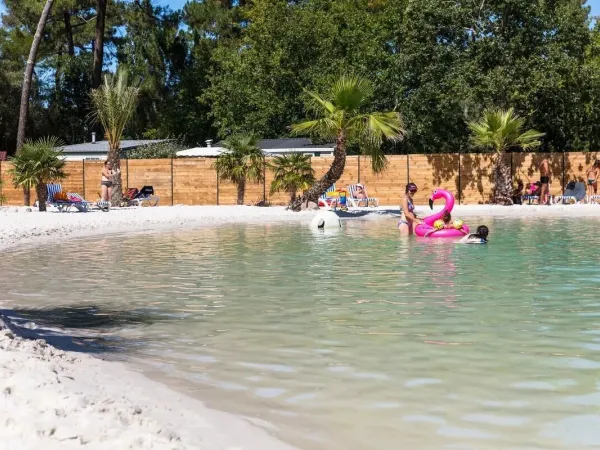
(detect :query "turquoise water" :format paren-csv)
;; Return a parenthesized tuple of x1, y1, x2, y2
(2, 218, 600, 449)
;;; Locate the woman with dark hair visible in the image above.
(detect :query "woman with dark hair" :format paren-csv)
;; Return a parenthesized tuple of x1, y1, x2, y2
(398, 183, 423, 236)
(101, 160, 119, 202)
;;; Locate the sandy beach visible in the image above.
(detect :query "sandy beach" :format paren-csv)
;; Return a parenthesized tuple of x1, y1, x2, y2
(1, 202, 600, 449)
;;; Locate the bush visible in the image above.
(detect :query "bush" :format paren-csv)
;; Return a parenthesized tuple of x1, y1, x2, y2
(123, 140, 187, 159)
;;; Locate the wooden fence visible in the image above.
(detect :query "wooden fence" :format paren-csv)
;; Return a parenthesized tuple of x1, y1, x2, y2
(0, 152, 598, 206)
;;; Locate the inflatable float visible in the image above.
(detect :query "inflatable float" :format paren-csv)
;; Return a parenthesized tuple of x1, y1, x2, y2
(415, 189, 470, 238)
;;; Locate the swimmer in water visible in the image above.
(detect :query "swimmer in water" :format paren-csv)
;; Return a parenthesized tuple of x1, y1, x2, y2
(457, 225, 489, 244)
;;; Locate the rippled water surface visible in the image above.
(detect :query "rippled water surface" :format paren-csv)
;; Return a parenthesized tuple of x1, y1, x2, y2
(3, 217, 600, 449)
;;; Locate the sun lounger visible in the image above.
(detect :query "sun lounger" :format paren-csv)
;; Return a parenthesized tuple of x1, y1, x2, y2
(347, 184, 379, 207)
(46, 184, 94, 212)
(127, 185, 159, 207)
(318, 185, 336, 209)
(588, 195, 600, 204)
(554, 182, 586, 204)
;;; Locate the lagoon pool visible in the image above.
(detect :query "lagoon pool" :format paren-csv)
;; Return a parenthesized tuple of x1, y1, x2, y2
(2, 218, 600, 449)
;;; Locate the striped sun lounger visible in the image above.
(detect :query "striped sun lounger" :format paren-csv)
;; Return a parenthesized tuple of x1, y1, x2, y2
(347, 184, 379, 207)
(47, 184, 93, 212)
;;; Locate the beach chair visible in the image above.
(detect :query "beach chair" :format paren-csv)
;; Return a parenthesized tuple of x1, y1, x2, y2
(46, 184, 93, 212)
(347, 184, 379, 207)
(128, 185, 159, 207)
(554, 181, 586, 204)
(318, 185, 336, 209)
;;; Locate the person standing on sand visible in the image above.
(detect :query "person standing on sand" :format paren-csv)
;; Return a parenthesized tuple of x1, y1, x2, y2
(539, 157, 551, 205)
(586, 160, 600, 199)
(101, 161, 119, 202)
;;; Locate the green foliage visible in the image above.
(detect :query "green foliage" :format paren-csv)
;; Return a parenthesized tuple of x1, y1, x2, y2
(292, 74, 405, 172)
(9, 137, 66, 210)
(89, 68, 140, 152)
(214, 134, 264, 204)
(268, 153, 315, 205)
(124, 140, 186, 159)
(468, 108, 545, 154)
(1, 0, 600, 155)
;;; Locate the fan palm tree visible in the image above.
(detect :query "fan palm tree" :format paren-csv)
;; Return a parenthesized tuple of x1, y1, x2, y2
(9, 137, 66, 212)
(269, 153, 315, 206)
(289, 75, 405, 210)
(468, 108, 544, 203)
(214, 134, 265, 205)
(89, 68, 139, 203)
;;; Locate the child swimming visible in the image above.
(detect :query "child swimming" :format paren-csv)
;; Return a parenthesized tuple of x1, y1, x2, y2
(457, 225, 489, 244)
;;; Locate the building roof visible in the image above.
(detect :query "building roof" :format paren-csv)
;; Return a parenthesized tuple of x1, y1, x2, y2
(60, 140, 170, 153)
(214, 138, 334, 150)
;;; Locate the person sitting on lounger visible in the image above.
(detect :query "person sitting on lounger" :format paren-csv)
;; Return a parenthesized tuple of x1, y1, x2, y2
(354, 184, 369, 205)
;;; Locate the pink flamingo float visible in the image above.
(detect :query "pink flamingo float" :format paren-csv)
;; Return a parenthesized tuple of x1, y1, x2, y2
(415, 188, 470, 238)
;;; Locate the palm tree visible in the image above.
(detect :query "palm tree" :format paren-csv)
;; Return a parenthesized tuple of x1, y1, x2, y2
(16, 0, 57, 205)
(214, 134, 264, 205)
(89, 68, 139, 203)
(468, 108, 544, 203)
(269, 153, 315, 206)
(9, 137, 66, 212)
(289, 75, 405, 210)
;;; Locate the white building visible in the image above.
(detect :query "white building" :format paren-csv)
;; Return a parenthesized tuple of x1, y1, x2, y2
(177, 138, 335, 158)
(60, 138, 171, 161)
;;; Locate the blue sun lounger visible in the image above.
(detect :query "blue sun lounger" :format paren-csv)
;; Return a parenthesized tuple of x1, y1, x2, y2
(47, 184, 93, 212)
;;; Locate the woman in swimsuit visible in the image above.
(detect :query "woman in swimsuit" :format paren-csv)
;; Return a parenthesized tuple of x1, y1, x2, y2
(398, 182, 423, 236)
(586, 160, 600, 198)
(101, 160, 119, 202)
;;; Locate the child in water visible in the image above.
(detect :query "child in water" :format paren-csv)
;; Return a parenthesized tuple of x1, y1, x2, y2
(458, 225, 489, 244)
(425, 212, 465, 236)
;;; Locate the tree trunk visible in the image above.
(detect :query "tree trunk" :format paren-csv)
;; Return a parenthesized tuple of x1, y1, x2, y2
(64, 10, 75, 56)
(35, 182, 47, 212)
(236, 178, 246, 205)
(493, 153, 513, 204)
(290, 131, 346, 211)
(107, 143, 123, 204)
(16, 0, 56, 205)
(24, 187, 31, 207)
(92, 0, 107, 89)
(289, 189, 297, 206)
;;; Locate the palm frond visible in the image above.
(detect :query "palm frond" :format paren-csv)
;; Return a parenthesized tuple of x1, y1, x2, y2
(290, 118, 340, 140)
(331, 74, 374, 111)
(468, 108, 544, 153)
(9, 137, 66, 188)
(89, 68, 140, 153)
(214, 133, 265, 185)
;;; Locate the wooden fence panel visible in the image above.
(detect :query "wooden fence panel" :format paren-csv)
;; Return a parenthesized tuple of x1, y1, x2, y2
(264, 158, 291, 206)
(1, 162, 22, 206)
(83, 161, 103, 200)
(310, 156, 358, 190)
(409, 154, 460, 205)
(172, 159, 216, 205)
(359, 155, 407, 206)
(3, 152, 600, 207)
(565, 152, 599, 185)
(459, 153, 504, 204)
(127, 159, 172, 206)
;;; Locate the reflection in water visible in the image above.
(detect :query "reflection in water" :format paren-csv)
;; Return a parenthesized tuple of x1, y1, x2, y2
(2, 218, 600, 449)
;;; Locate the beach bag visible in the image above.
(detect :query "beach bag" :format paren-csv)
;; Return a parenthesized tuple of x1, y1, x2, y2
(53, 191, 68, 201)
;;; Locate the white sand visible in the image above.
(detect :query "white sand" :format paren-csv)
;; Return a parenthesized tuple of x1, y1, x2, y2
(1, 202, 600, 449)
